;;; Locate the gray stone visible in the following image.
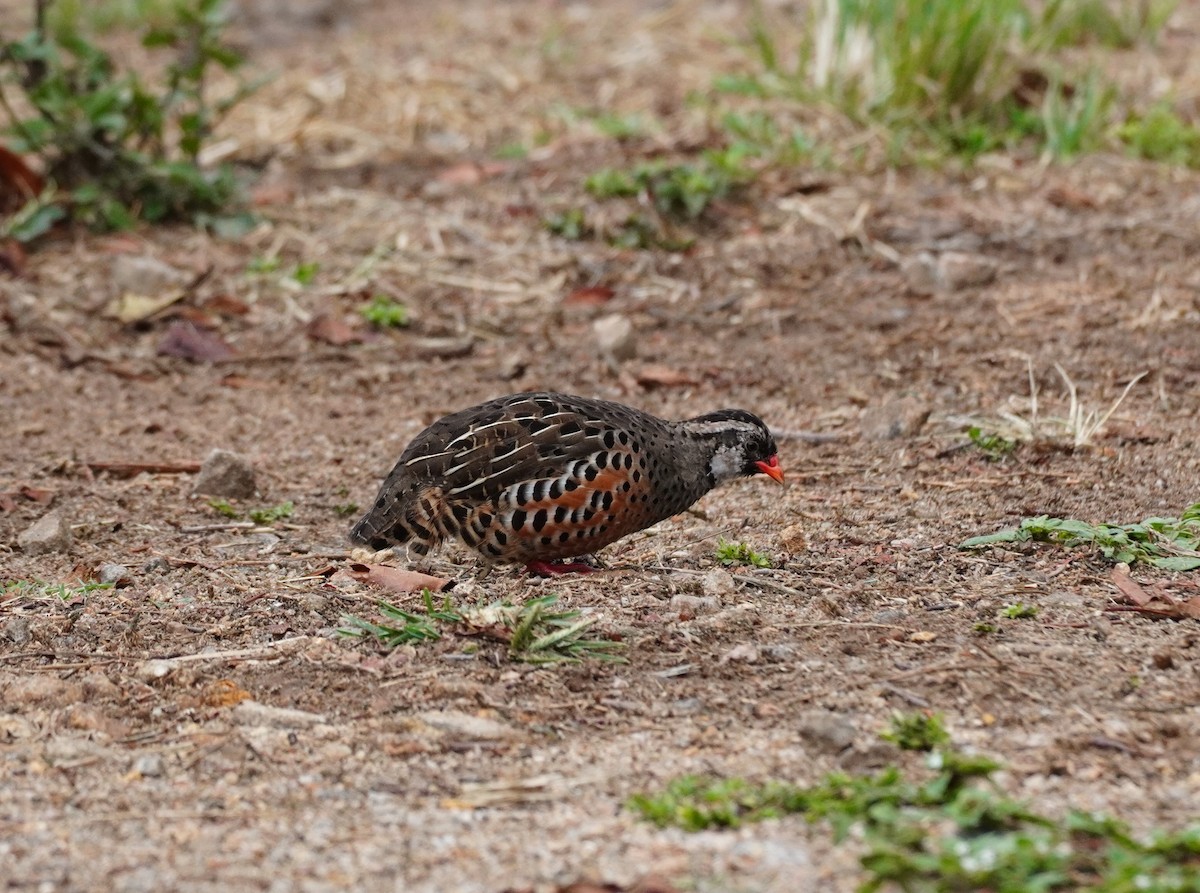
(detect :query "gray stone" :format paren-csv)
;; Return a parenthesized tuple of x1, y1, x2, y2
(133, 752, 165, 777)
(98, 564, 131, 585)
(796, 709, 858, 753)
(903, 250, 997, 295)
(701, 568, 737, 598)
(112, 254, 190, 295)
(592, 313, 637, 361)
(17, 510, 73, 555)
(232, 700, 327, 728)
(670, 593, 719, 615)
(860, 396, 931, 440)
(192, 449, 257, 498)
(417, 709, 520, 741)
(3, 617, 30, 645)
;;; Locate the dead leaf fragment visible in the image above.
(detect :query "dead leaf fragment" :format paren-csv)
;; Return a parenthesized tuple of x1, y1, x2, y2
(436, 161, 510, 185)
(0, 144, 44, 206)
(0, 239, 27, 277)
(200, 679, 252, 708)
(564, 285, 615, 306)
(156, 320, 236, 362)
(634, 364, 699, 388)
(344, 563, 449, 594)
(201, 293, 252, 317)
(106, 291, 185, 324)
(307, 313, 367, 346)
(1110, 565, 1151, 607)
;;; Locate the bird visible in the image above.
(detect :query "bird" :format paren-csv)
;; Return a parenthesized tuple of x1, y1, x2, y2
(349, 391, 783, 576)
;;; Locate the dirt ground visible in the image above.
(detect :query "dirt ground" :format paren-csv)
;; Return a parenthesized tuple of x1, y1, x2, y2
(4, 1, 1200, 891)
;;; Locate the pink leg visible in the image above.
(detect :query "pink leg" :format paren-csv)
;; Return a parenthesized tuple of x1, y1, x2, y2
(525, 559, 600, 577)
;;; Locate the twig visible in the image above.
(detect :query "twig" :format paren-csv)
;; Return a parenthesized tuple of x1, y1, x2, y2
(87, 460, 202, 476)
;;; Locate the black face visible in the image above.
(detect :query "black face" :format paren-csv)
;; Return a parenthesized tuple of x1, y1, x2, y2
(689, 409, 779, 476)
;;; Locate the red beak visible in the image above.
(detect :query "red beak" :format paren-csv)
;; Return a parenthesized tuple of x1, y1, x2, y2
(754, 454, 784, 484)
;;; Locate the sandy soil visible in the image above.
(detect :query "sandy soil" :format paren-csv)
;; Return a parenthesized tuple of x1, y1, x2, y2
(3, 2, 1200, 890)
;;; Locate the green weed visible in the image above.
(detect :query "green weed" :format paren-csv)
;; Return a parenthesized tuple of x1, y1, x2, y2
(880, 711, 950, 751)
(961, 503, 1200, 571)
(333, 502, 359, 517)
(339, 593, 625, 664)
(728, 0, 1173, 164)
(967, 426, 1016, 459)
(249, 501, 293, 525)
(715, 538, 772, 568)
(207, 498, 238, 518)
(287, 261, 319, 286)
(544, 207, 590, 240)
(3, 579, 114, 601)
(1002, 602, 1040, 619)
(1119, 103, 1200, 167)
(339, 590, 462, 646)
(1, 0, 260, 240)
(359, 295, 409, 328)
(630, 714, 1200, 890)
(1038, 0, 1178, 49)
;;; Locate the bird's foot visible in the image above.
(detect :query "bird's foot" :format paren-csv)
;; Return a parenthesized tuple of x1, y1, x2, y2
(525, 559, 601, 577)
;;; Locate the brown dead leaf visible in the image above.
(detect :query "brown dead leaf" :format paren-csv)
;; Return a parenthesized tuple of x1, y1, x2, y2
(0, 144, 44, 207)
(157, 320, 236, 362)
(19, 485, 54, 505)
(1046, 185, 1098, 210)
(437, 161, 510, 185)
(251, 182, 295, 206)
(307, 313, 367, 346)
(0, 485, 55, 512)
(0, 239, 27, 277)
(201, 293, 252, 317)
(635, 364, 699, 388)
(344, 563, 449, 594)
(1110, 566, 1152, 607)
(200, 679, 252, 708)
(219, 374, 272, 390)
(1178, 596, 1200, 619)
(564, 285, 615, 306)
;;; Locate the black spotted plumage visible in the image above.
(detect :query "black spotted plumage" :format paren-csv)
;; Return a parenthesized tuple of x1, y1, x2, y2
(350, 392, 782, 573)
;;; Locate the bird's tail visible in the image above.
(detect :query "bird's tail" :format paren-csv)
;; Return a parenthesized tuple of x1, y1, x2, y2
(348, 487, 450, 555)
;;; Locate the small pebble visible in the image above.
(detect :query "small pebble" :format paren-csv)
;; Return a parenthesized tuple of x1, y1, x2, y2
(670, 593, 719, 615)
(192, 449, 257, 498)
(796, 709, 858, 753)
(112, 254, 189, 295)
(133, 753, 165, 778)
(99, 564, 131, 586)
(142, 557, 172, 574)
(591, 313, 637, 361)
(17, 510, 73, 555)
(701, 569, 736, 598)
(860, 396, 931, 440)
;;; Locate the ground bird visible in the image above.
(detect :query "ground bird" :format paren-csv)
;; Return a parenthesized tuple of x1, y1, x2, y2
(350, 392, 784, 575)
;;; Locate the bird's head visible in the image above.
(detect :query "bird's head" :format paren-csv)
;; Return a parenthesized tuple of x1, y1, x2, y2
(681, 409, 784, 486)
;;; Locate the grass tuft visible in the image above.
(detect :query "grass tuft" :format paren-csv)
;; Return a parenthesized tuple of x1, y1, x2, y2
(249, 501, 293, 525)
(339, 592, 625, 664)
(715, 538, 773, 568)
(359, 295, 409, 328)
(962, 504, 1200, 571)
(630, 711, 1200, 889)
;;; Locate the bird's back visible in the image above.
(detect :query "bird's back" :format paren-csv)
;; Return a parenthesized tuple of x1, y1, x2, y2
(350, 392, 711, 562)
